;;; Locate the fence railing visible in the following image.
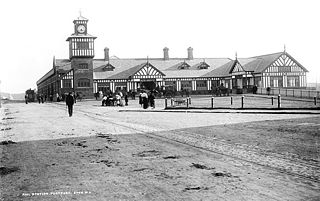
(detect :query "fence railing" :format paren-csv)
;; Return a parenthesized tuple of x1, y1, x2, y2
(258, 87, 320, 99)
(164, 95, 319, 110)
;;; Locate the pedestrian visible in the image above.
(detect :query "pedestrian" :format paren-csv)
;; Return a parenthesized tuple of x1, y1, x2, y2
(74, 93, 77, 103)
(25, 94, 28, 104)
(37, 94, 41, 104)
(41, 94, 44, 103)
(115, 93, 121, 106)
(253, 85, 258, 94)
(266, 87, 271, 96)
(124, 94, 128, 106)
(66, 92, 75, 117)
(141, 91, 148, 109)
(139, 92, 143, 107)
(132, 91, 136, 100)
(102, 95, 107, 106)
(149, 92, 155, 109)
(56, 93, 60, 102)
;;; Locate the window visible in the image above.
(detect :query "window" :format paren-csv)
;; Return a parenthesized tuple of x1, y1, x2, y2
(103, 63, 115, 71)
(78, 78, 90, 88)
(178, 62, 190, 70)
(279, 66, 291, 72)
(198, 62, 210, 69)
(270, 77, 283, 88)
(196, 80, 207, 88)
(62, 79, 72, 88)
(77, 42, 89, 49)
(78, 63, 88, 69)
(287, 76, 299, 87)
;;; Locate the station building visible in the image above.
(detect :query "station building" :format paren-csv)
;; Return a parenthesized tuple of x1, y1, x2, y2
(37, 15, 308, 98)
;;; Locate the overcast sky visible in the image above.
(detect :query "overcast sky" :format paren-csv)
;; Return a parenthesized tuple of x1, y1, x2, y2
(0, 0, 319, 93)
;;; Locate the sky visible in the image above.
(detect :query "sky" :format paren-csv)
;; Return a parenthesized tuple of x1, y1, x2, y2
(0, 0, 319, 93)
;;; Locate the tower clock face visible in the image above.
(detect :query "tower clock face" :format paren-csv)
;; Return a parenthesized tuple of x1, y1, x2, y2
(77, 25, 86, 33)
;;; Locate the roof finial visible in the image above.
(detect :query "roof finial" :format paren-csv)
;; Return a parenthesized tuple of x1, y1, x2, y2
(284, 44, 286, 54)
(147, 56, 149, 64)
(53, 56, 56, 67)
(235, 51, 238, 60)
(79, 9, 82, 17)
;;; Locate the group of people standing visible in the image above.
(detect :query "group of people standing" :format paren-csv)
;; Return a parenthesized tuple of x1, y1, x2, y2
(139, 90, 156, 109)
(101, 91, 129, 107)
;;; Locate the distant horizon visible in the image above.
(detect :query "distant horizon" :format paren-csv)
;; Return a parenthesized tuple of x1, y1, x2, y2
(1, 82, 320, 95)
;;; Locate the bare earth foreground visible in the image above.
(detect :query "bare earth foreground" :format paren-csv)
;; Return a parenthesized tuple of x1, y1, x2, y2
(0, 100, 319, 201)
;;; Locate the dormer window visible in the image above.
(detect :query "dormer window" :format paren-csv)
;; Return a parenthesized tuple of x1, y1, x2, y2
(198, 62, 210, 69)
(178, 62, 190, 70)
(103, 63, 115, 71)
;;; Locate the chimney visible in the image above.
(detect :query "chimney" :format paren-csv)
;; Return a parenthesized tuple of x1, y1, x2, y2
(187, 47, 193, 60)
(104, 47, 109, 61)
(163, 47, 169, 60)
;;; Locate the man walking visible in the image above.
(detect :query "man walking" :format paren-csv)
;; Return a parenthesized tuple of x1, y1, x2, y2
(66, 92, 74, 117)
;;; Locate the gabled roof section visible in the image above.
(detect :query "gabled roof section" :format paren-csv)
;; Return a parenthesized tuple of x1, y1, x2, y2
(270, 52, 308, 72)
(243, 52, 283, 73)
(191, 61, 210, 70)
(239, 52, 308, 73)
(229, 60, 246, 73)
(178, 61, 191, 70)
(101, 63, 115, 71)
(134, 62, 165, 77)
(201, 59, 234, 78)
(55, 59, 71, 71)
(166, 61, 191, 70)
(107, 62, 165, 80)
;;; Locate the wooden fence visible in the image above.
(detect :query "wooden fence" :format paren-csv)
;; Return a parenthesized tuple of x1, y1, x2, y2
(258, 87, 320, 99)
(165, 95, 319, 110)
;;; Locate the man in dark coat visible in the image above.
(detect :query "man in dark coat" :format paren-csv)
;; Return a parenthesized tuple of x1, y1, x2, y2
(66, 92, 74, 117)
(149, 92, 155, 109)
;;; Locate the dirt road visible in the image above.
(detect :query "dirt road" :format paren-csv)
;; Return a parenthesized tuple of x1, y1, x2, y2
(0, 101, 319, 200)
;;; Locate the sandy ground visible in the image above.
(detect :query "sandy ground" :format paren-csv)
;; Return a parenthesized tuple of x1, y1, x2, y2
(0, 100, 319, 201)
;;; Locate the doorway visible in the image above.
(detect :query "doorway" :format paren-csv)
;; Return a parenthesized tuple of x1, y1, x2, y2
(141, 81, 156, 90)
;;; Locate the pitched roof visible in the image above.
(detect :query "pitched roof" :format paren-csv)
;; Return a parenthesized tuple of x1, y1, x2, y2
(107, 62, 150, 79)
(241, 52, 283, 73)
(93, 58, 231, 79)
(39, 51, 307, 84)
(201, 60, 234, 78)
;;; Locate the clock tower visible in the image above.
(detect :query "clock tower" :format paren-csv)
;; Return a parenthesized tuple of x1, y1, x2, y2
(66, 14, 97, 98)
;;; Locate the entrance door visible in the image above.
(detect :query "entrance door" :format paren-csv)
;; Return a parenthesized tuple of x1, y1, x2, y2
(141, 81, 156, 90)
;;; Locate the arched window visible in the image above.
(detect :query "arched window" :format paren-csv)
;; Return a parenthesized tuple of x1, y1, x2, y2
(78, 78, 90, 88)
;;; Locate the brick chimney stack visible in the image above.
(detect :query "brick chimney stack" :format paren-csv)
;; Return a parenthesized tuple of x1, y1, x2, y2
(163, 47, 169, 60)
(104, 47, 109, 61)
(187, 47, 193, 60)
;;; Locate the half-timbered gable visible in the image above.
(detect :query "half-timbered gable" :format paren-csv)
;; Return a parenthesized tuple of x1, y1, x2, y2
(261, 53, 308, 88)
(265, 53, 307, 73)
(133, 62, 165, 79)
(60, 69, 74, 90)
(230, 61, 246, 74)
